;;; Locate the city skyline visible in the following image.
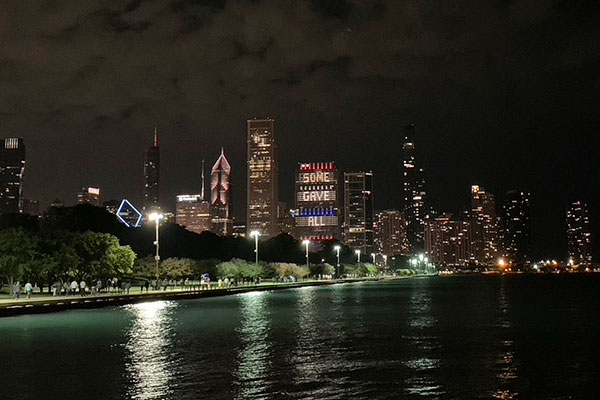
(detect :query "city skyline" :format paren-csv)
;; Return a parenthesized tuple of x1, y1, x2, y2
(1, 1, 598, 260)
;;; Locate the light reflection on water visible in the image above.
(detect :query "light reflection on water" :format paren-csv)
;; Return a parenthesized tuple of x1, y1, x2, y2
(124, 301, 178, 400)
(404, 283, 444, 397)
(493, 281, 519, 400)
(233, 291, 272, 399)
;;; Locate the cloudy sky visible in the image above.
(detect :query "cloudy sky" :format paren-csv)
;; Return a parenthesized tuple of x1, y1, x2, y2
(1, 0, 598, 258)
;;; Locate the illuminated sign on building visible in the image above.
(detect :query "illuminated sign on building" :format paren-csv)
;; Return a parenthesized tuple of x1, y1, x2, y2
(116, 199, 143, 228)
(295, 162, 340, 241)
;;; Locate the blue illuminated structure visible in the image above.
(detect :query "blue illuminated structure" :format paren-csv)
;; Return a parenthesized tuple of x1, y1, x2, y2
(116, 199, 143, 228)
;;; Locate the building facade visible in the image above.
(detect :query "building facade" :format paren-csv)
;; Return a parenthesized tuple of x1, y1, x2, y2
(501, 190, 531, 265)
(0, 137, 26, 214)
(21, 199, 39, 216)
(425, 214, 472, 267)
(77, 187, 101, 206)
(470, 185, 499, 265)
(402, 124, 427, 252)
(343, 172, 374, 254)
(211, 149, 233, 236)
(374, 210, 410, 257)
(176, 194, 212, 234)
(566, 201, 592, 267)
(247, 118, 278, 237)
(143, 128, 160, 211)
(295, 162, 340, 242)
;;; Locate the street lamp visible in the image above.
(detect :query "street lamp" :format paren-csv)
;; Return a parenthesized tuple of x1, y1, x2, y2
(148, 212, 164, 282)
(355, 249, 361, 264)
(302, 240, 310, 268)
(334, 245, 341, 278)
(250, 231, 260, 265)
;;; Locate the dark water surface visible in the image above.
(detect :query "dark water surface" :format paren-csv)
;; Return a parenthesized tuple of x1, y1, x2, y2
(1, 275, 599, 399)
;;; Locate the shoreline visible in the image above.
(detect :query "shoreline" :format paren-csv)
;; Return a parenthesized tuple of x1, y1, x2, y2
(0, 277, 390, 318)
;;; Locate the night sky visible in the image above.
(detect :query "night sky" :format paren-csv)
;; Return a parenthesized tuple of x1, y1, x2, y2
(1, 0, 598, 259)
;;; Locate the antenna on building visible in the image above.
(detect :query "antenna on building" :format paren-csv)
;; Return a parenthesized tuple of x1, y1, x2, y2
(154, 127, 158, 147)
(201, 158, 205, 200)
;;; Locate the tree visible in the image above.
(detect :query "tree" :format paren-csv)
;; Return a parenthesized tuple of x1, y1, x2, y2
(161, 258, 194, 279)
(0, 229, 39, 287)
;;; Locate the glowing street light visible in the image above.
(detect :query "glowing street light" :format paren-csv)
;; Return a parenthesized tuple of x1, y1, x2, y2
(250, 231, 260, 265)
(148, 212, 164, 282)
(334, 245, 341, 278)
(355, 249, 361, 264)
(302, 239, 310, 268)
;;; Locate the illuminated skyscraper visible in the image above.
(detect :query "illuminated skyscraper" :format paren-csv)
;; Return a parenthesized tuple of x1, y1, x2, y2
(566, 201, 592, 267)
(470, 185, 499, 264)
(247, 118, 278, 237)
(501, 190, 531, 265)
(143, 128, 160, 211)
(0, 138, 25, 214)
(211, 148, 233, 236)
(343, 171, 374, 254)
(77, 187, 101, 206)
(402, 124, 427, 252)
(375, 210, 410, 257)
(176, 194, 212, 234)
(295, 162, 340, 241)
(425, 214, 472, 267)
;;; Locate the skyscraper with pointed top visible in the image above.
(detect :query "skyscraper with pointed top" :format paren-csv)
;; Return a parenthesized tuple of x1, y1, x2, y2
(143, 127, 160, 211)
(211, 148, 233, 235)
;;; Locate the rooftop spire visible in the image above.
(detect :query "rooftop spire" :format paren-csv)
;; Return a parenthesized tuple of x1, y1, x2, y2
(201, 158, 205, 200)
(154, 126, 158, 147)
(221, 147, 224, 156)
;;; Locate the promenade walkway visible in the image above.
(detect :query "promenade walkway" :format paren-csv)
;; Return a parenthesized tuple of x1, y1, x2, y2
(0, 278, 379, 317)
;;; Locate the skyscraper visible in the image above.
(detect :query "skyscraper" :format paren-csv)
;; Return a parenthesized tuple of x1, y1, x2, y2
(343, 172, 375, 254)
(502, 190, 531, 265)
(295, 162, 340, 242)
(247, 118, 278, 238)
(402, 124, 427, 252)
(211, 149, 233, 236)
(470, 185, 499, 264)
(176, 194, 212, 234)
(374, 210, 410, 257)
(566, 201, 592, 267)
(0, 138, 26, 214)
(143, 128, 160, 211)
(77, 187, 101, 206)
(425, 214, 472, 267)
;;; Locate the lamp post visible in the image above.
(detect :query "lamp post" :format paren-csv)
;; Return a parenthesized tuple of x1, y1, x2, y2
(334, 245, 341, 278)
(302, 240, 310, 268)
(355, 249, 361, 264)
(250, 231, 260, 265)
(148, 212, 164, 282)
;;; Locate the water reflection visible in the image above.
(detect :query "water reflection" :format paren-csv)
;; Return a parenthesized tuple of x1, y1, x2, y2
(493, 280, 518, 400)
(293, 287, 321, 381)
(404, 283, 444, 397)
(234, 291, 272, 399)
(124, 301, 177, 400)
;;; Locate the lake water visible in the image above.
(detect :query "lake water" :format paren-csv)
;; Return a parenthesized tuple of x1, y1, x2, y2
(1, 275, 599, 399)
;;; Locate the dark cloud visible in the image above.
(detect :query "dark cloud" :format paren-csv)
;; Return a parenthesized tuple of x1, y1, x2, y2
(0, 0, 599, 258)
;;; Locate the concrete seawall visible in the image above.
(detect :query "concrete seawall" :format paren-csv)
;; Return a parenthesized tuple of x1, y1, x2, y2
(0, 278, 381, 318)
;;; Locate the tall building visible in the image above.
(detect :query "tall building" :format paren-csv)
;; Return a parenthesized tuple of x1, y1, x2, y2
(77, 187, 101, 206)
(425, 214, 472, 267)
(176, 195, 212, 234)
(375, 210, 410, 257)
(402, 124, 427, 252)
(502, 190, 531, 265)
(277, 201, 296, 236)
(211, 149, 233, 236)
(566, 201, 592, 267)
(247, 118, 278, 237)
(470, 185, 499, 264)
(0, 138, 26, 214)
(143, 128, 160, 211)
(343, 172, 374, 254)
(295, 162, 340, 242)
